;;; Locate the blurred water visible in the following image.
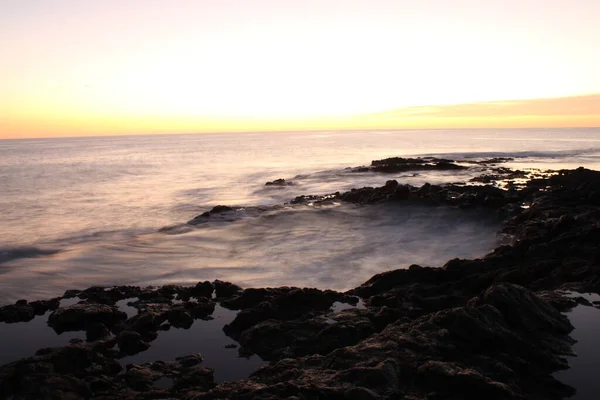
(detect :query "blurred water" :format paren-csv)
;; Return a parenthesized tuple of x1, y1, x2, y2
(1, 128, 599, 303)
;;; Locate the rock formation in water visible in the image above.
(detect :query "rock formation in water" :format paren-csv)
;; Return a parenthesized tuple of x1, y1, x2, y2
(1, 167, 600, 399)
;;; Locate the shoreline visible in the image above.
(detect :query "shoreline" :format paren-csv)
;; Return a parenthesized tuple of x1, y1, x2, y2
(1, 159, 600, 398)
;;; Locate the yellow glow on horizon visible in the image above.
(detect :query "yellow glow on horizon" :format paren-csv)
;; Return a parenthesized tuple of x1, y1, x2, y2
(2, 94, 599, 139)
(2, 1, 600, 138)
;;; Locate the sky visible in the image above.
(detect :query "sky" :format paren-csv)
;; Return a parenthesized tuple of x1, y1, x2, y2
(1, 0, 600, 138)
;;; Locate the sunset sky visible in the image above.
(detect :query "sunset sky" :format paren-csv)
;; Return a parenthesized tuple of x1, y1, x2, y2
(1, 0, 600, 138)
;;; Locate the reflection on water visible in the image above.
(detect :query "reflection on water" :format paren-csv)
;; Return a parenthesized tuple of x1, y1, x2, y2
(120, 305, 265, 383)
(0, 203, 500, 302)
(0, 313, 85, 367)
(554, 293, 600, 400)
(0, 302, 264, 382)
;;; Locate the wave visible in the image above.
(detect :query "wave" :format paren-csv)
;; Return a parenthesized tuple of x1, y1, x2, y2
(0, 246, 60, 264)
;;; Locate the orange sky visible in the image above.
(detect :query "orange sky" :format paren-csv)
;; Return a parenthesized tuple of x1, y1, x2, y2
(1, 0, 600, 138)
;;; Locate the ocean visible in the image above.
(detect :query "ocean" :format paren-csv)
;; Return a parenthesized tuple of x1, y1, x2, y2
(1, 127, 600, 304)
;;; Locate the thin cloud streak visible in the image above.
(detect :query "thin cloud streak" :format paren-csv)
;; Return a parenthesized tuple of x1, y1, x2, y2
(369, 94, 600, 119)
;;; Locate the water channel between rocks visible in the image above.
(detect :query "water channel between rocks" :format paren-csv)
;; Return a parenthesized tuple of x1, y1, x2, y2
(554, 292, 600, 400)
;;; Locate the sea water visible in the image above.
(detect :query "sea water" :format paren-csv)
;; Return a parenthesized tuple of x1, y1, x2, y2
(1, 128, 600, 303)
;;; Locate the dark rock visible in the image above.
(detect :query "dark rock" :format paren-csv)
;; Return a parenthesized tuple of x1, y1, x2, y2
(167, 307, 194, 329)
(173, 365, 215, 392)
(191, 280, 214, 298)
(480, 283, 572, 333)
(48, 303, 127, 333)
(176, 353, 203, 367)
(0, 302, 35, 323)
(184, 299, 216, 320)
(86, 322, 110, 342)
(117, 330, 150, 355)
(265, 178, 292, 186)
(220, 288, 285, 310)
(368, 156, 468, 173)
(213, 280, 243, 298)
(62, 289, 81, 299)
(196, 205, 234, 218)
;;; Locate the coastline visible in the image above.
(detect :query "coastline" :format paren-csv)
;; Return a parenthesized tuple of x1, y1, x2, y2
(1, 158, 600, 399)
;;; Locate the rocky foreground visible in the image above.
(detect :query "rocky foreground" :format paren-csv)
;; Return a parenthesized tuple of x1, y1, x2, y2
(1, 164, 600, 399)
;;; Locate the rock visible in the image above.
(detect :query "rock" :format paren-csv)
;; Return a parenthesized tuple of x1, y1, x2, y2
(115, 310, 166, 336)
(191, 280, 214, 298)
(173, 365, 215, 392)
(167, 307, 194, 329)
(116, 330, 150, 355)
(213, 280, 243, 298)
(220, 288, 284, 310)
(184, 299, 216, 319)
(176, 353, 203, 367)
(48, 303, 127, 333)
(63, 289, 81, 299)
(0, 302, 35, 323)
(480, 283, 573, 334)
(196, 205, 234, 218)
(86, 322, 110, 342)
(368, 156, 468, 173)
(265, 178, 292, 186)
(124, 364, 159, 390)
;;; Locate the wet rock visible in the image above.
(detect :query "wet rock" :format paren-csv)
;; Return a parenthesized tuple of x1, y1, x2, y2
(86, 322, 111, 342)
(213, 280, 243, 298)
(63, 289, 81, 298)
(369, 156, 468, 173)
(186, 301, 215, 321)
(176, 353, 204, 368)
(191, 280, 214, 299)
(265, 178, 292, 186)
(167, 307, 194, 329)
(224, 288, 344, 335)
(124, 364, 160, 390)
(173, 365, 215, 392)
(0, 302, 35, 323)
(29, 298, 60, 315)
(220, 287, 287, 310)
(480, 283, 573, 333)
(116, 330, 150, 355)
(195, 205, 234, 219)
(48, 303, 127, 333)
(117, 311, 162, 333)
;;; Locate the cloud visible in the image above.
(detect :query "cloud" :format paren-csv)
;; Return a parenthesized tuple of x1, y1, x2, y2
(369, 94, 600, 119)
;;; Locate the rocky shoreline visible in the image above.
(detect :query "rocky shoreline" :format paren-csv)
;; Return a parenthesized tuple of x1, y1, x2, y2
(1, 162, 600, 399)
